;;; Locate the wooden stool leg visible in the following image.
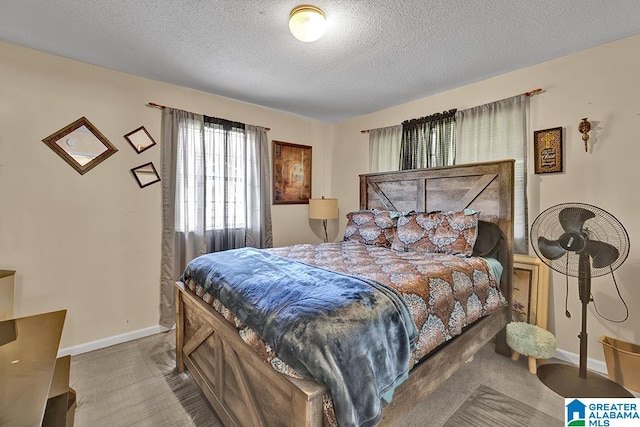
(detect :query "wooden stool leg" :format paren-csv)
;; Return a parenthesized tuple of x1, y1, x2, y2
(511, 351, 521, 361)
(528, 356, 537, 374)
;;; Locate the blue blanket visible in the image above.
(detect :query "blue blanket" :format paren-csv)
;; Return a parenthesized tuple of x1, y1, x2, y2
(182, 247, 417, 427)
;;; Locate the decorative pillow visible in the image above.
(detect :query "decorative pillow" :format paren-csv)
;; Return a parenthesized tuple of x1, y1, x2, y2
(343, 210, 398, 247)
(391, 209, 479, 256)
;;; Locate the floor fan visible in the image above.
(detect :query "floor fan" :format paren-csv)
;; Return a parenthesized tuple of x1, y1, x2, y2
(530, 203, 633, 397)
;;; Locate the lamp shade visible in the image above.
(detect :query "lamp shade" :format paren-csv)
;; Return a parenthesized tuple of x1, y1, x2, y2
(308, 197, 338, 220)
(289, 5, 326, 42)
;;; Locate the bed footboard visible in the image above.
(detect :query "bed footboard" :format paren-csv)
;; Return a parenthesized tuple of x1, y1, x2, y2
(176, 281, 509, 427)
(175, 281, 326, 427)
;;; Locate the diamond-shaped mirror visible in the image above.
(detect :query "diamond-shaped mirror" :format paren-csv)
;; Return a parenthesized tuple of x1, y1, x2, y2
(42, 117, 118, 175)
(124, 126, 157, 154)
(131, 162, 160, 188)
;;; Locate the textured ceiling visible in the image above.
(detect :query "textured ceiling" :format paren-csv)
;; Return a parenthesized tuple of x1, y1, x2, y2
(2, 1, 640, 123)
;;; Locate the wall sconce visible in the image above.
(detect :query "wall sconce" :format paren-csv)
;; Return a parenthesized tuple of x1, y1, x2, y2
(309, 197, 338, 243)
(289, 5, 327, 42)
(578, 118, 591, 152)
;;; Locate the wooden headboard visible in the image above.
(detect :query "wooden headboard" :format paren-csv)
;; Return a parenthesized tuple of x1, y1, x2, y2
(359, 160, 514, 303)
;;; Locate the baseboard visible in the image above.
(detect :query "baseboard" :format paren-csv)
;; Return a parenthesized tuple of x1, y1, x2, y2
(554, 348, 608, 375)
(57, 324, 173, 357)
(57, 325, 610, 376)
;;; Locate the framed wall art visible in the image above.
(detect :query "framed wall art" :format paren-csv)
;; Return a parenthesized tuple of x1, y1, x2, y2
(272, 140, 312, 204)
(512, 254, 551, 329)
(131, 162, 161, 188)
(534, 127, 563, 174)
(124, 126, 157, 154)
(42, 116, 118, 175)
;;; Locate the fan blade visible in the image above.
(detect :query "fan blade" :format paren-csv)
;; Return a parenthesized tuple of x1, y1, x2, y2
(585, 240, 619, 268)
(559, 207, 595, 234)
(538, 236, 567, 260)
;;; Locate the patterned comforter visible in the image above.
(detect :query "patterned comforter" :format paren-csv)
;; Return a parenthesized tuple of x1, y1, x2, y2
(182, 241, 506, 426)
(268, 241, 506, 366)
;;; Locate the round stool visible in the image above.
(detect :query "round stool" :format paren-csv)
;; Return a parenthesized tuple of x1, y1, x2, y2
(506, 321, 557, 374)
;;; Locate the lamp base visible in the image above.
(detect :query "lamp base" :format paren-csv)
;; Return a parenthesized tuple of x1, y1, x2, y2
(537, 363, 634, 398)
(322, 219, 328, 243)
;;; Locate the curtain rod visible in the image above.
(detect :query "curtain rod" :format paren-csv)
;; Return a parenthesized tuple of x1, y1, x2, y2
(360, 87, 543, 133)
(146, 102, 271, 131)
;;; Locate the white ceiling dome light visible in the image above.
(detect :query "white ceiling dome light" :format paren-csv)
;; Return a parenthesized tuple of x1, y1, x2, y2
(289, 5, 326, 42)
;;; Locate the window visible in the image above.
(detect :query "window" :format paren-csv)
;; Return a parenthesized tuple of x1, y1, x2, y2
(456, 95, 529, 253)
(204, 124, 246, 230)
(160, 107, 272, 326)
(369, 98, 529, 253)
(400, 110, 456, 170)
(175, 118, 247, 231)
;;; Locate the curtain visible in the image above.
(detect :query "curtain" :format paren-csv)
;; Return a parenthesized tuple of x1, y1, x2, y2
(455, 95, 529, 254)
(400, 110, 456, 170)
(368, 125, 402, 172)
(159, 108, 272, 327)
(245, 125, 273, 249)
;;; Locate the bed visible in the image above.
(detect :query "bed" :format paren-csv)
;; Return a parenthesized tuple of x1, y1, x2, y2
(174, 159, 514, 427)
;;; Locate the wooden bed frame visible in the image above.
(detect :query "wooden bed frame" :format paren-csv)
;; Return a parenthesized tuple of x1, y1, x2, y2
(175, 160, 514, 426)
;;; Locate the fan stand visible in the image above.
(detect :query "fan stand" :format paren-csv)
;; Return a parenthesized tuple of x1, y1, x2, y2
(536, 254, 633, 398)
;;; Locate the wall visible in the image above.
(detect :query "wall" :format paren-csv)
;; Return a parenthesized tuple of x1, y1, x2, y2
(2, 33, 638, 363)
(0, 41, 331, 349)
(332, 34, 640, 364)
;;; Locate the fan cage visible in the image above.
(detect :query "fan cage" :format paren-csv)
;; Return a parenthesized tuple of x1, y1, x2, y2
(530, 203, 630, 278)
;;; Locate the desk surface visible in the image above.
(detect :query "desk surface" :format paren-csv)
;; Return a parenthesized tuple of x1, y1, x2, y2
(0, 310, 66, 426)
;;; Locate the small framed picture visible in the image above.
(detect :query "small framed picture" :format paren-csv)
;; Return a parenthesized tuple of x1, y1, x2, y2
(512, 254, 551, 329)
(124, 126, 157, 154)
(534, 127, 563, 174)
(131, 162, 161, 188)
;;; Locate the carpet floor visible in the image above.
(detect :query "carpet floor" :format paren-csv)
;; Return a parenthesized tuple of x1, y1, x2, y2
(70, 331, 566, 426)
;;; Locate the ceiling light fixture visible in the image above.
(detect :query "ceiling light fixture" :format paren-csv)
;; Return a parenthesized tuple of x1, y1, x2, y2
(289, 5, 326, 42)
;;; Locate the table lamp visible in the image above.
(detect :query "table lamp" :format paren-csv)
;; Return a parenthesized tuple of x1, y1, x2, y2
(308, 197, 338, 243)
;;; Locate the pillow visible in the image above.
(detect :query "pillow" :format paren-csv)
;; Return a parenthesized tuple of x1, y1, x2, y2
(343, 210, 398, 247)
(391, 209, 479, 256)
(473, 220, 505, 258)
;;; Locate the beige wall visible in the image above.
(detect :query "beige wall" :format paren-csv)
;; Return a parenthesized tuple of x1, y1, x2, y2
(2, 33, 639, 363)
(0, 41, 331, 349)
(332, 34, 640, 363)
